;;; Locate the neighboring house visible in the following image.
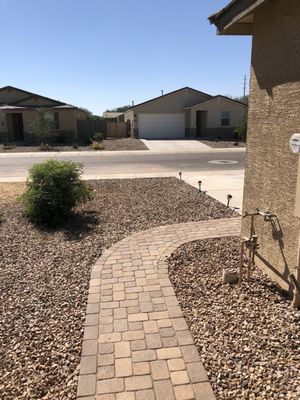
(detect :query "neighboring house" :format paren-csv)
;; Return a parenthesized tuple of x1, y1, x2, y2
(102, 111, 124, 119)
(0, 86, 89, 142)
(210, 0, 300, 300)
(123, 87, 247, 139)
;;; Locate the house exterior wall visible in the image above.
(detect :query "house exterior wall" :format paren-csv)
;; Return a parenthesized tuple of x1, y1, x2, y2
(57, 109, 87, 132)
(16, 97, 59, 107)
(188, 97, 246, 137)
(242, 0, 300, 291)
(20, 109, 85, 133)
(0, 108, 88, 141)
(0, 110, 8, 132)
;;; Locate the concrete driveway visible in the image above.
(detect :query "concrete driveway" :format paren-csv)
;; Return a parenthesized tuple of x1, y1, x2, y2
(141, 139, 211, 152)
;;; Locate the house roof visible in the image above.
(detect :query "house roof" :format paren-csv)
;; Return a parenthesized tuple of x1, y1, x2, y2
(209, 0, 268, 35)
(0, 105, 28, 110)
(184, 95, 248, 109)
(102, 111, 124, 118)
(124, 87, 212, 113)
(0, 85, 87, 112)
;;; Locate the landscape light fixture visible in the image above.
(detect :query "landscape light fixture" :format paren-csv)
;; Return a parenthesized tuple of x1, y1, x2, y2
(227, 194, 233, 208)
(198, 180, 202, 192)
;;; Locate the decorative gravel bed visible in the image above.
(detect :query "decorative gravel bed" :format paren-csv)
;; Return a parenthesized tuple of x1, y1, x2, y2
(168, 237, 300, 400)
(0, 178, 236, 400)
(0, 138, 148, 152)
(102, 138, 148, 151)
(199, 139, 246, 148)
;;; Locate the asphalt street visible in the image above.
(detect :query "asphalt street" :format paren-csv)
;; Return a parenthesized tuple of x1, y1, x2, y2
(0, 150, 245, 181)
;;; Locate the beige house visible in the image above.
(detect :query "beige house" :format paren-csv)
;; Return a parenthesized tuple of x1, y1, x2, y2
(0, 86, 89, 143)
(210, 0, 300, 301)
(123, 87, 247, 139)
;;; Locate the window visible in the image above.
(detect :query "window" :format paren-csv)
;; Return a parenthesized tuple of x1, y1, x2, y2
(221, 111, 230, 126)
(44, 111, 59, 129)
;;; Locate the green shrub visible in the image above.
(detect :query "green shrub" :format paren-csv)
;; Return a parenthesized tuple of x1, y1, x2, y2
(27, 110, 57, 145)
(234, 112, 248, 141)
(93, 132, 104, 142)
(21, 160, 92, 226)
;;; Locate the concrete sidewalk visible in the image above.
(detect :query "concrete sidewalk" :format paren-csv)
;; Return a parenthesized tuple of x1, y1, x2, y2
(77, 218, 241, 399)
(0, 147, 245, 158)
(141, 140, 211, 152)
(184, 170, 244, 212)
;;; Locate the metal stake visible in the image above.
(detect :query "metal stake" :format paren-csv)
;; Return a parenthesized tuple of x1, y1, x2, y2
(198, 180, 202, 192)
(227, 194, 233, 207)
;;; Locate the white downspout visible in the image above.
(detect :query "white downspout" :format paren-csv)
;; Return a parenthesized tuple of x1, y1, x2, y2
(292, 152, 300, 307)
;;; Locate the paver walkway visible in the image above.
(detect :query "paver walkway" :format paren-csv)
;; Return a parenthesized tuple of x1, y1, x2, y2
(77, 218, 241, 400)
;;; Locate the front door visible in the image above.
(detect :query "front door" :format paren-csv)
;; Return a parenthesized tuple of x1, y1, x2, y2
(196, 110, 207, 137)
(8, 113, 24, 141)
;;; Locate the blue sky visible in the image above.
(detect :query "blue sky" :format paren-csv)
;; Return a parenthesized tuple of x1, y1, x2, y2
(0, 0, 252, 115)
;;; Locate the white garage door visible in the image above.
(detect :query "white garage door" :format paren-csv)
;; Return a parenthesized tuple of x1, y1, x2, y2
(138, 113, 185, 139)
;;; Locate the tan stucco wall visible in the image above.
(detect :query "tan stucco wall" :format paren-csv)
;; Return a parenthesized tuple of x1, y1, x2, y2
(0, 109, 87, 136)
(242, 0, 300, 291)
(188, 97, 246, 129)
(57, 109, 87, 132)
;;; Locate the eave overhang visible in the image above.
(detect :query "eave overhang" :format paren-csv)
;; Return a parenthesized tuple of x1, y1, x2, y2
(209, 0, 268, 35)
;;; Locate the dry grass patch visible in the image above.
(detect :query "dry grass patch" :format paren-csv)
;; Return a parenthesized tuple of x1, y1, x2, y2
(0, 182, 25, 204)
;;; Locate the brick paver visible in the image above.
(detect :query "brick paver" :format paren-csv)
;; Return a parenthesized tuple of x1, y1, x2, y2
(77, 218, 241, 399)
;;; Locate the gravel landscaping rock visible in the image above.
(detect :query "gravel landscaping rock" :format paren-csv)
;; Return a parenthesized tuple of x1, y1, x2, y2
(102, 138, 148, 151)
(0, 178, 235, 399)
(168, 237, 300, 400)
(199, 140, 246, 149)
(0, 138, 148, 153)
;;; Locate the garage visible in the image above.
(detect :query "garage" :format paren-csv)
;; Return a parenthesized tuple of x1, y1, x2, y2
(138, 113, 185, 139)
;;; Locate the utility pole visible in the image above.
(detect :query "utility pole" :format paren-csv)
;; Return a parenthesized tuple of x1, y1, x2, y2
(243, 75, 247, 101)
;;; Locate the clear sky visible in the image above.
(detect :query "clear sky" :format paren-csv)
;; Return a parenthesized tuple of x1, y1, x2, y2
(1, 0, 252, 115)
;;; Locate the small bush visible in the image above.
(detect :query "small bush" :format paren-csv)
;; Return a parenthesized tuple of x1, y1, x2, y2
(234, 113, 248, 141)
(21, 160, 92, 226)
(93, 132, 104, 142)
(3, 143, 16, 150)
(39, 143, 51, 151)
(27, 110, 57, 145)
(91, 141, 105, 150)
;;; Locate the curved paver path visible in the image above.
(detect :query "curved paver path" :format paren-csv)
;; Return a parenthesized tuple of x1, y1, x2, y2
(77, 218, 241, 400)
